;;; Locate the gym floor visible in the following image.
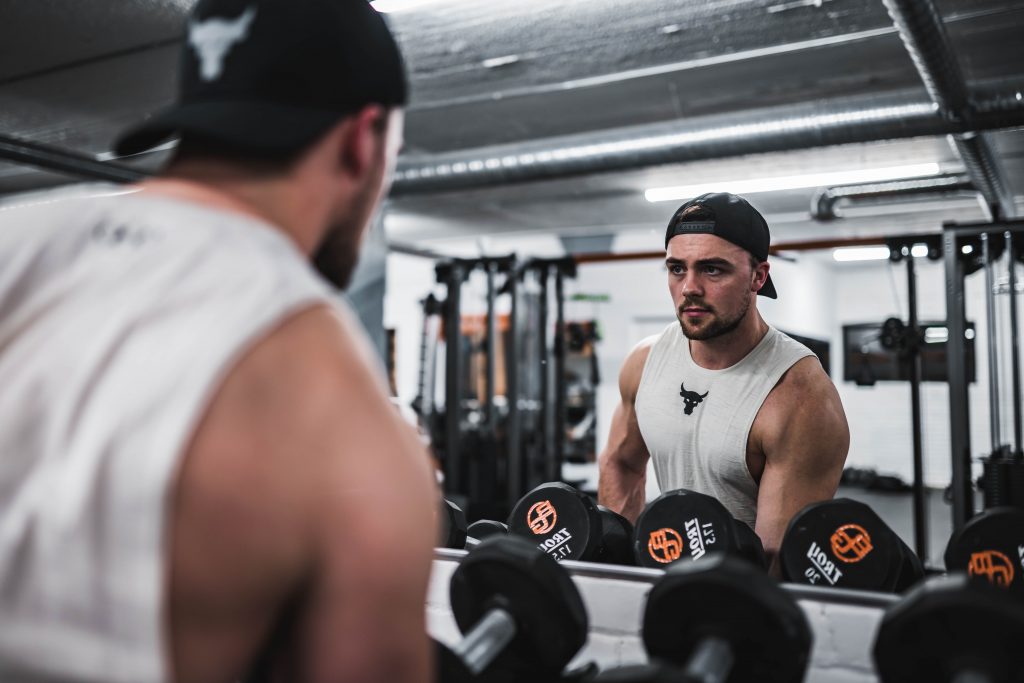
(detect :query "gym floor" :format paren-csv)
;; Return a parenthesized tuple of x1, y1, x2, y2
(837, 485, 978, 570)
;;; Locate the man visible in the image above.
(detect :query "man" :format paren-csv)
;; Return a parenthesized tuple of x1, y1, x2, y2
(0, 2, 436, 682)
(598, 192, 849, 575)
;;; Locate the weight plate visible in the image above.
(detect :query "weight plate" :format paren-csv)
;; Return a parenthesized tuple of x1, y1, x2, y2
(780, 498, 903, 592)
(450, 535, 588, 677)
(633, 489, 739, 569)
(944, 507, 1024, 597)
(507, 482, 602, 562)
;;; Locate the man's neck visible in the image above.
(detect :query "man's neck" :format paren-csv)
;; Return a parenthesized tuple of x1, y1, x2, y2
(688, 309, 770, 370)
(136, 172, 326, 257)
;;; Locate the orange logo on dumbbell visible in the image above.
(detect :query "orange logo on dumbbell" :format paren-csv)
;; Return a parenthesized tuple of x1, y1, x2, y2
(968, 550, 1015, 587)
(830, 524, 873, 563)
(527, 500, 557, 535)
(648, 528, 685, 564)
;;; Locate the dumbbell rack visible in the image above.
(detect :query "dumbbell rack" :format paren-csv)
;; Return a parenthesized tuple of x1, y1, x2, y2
(429, 549, 896, 683)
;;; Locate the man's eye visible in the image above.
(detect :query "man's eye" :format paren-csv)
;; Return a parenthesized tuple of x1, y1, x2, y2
(669, 265, 684, 275)
(704, 266, 720, 275)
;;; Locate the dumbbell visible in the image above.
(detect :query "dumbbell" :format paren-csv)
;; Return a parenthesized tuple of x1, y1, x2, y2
(439, 498, 469, 549)
(779, 498, 924, 592)
(595, 554, 813, 683)
(944, 506, 1024, 597)
(467, 519, 509, 540)
(507, 482, 634, 565)
(873, 573, 1024, 682)
(632, 489, 766, 569)
(436, 535, 589, 682)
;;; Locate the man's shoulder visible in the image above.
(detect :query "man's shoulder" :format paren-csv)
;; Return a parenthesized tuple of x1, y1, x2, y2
(758, 354, 847, 443)
(619, 333, 663, 397)
(233, 303, 385, 414)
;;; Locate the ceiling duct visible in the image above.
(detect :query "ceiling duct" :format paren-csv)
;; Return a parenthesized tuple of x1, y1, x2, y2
(881, 0, 1016, 220)
(392, 90, 1024, 197)
(811, 172, 974, 221)
(0, 133, 143, 184)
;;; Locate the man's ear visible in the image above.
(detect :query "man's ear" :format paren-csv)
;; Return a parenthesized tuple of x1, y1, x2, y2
(752, 260, 770, 293)
(339, 104, 386, 178)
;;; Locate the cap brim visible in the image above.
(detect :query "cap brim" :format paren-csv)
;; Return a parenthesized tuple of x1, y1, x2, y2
(759, 273, 778, 299)
(113, 100, 348, 158)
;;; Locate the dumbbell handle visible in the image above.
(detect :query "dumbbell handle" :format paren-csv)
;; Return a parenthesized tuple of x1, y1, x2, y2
(683, 636, 734, 683)
(952, 670, 991, 683)
(452, 607, 517, 675)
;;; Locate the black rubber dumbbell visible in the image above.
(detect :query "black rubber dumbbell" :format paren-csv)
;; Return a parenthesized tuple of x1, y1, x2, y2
(632, 489, 766, 569)
(507, 482, 634, 565)
(467, 519, 509, 540)
(874, 573, 1024, 683)
(779, 498, 923, 592)
(436, 535, 589, 682)
(595, 554, 813, 683)
(439, 498, 469, 549)
(944, 506, 1024, 598)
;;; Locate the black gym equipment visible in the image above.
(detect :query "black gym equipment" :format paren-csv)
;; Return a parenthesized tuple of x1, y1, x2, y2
(632, 489, 766, 569)
(507, 482, 634, 565)
(945, 220, 1024, 528)
(944, 506, 1024, 597)
(780, 498, 923, 592)
(596, 555, 813, 683)
(438, 535, 589, 682)
(419, 255, 580, 523)
(440, 498, 469, 549)
(467, 519, 510, 540)
(873, 573, 1024, 683)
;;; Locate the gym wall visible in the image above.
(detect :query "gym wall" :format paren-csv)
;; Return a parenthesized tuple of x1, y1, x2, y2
(382, 229, 1019, 492)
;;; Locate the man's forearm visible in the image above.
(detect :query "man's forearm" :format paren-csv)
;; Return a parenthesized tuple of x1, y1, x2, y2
(598, 457, 647, 523)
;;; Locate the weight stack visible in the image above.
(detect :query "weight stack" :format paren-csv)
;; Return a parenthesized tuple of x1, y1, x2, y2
(982, 455, 1024, 509)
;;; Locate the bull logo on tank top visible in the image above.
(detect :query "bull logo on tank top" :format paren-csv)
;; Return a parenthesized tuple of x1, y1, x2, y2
(679, 382, 708, 415)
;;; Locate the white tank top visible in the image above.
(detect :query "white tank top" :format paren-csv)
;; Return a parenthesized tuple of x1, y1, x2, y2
(0, 187, 333, 683)
(635, 323, 814, 528)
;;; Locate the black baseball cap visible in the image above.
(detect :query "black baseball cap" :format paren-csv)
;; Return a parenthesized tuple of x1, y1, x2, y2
(114, 0, 408, 158)
(664, 192, 778, 299)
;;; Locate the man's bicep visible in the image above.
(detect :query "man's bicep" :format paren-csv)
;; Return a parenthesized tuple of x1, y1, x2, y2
(603, 400, 649, 471)
(755, 374, 850, 558)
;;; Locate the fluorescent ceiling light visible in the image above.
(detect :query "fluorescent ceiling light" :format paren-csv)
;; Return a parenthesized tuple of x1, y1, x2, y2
(371, 0, 435, 11)
(832, 247, 890, 262)
(645, 163, 943, 203)
(910, 244, 929, 258)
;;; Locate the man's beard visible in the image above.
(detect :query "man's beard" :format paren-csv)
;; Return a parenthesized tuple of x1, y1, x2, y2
(312, 180, 379, 290)
(313, 221, 360, 290)
(677, 296, 750, 341)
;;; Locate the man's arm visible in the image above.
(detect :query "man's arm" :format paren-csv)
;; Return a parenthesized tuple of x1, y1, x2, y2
(753, 356, 850, 577)
(171, 304, 437, 683)
(597, 338, 654, 523)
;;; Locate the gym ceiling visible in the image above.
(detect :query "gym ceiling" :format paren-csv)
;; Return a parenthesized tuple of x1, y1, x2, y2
(1, 0, 1022, 249)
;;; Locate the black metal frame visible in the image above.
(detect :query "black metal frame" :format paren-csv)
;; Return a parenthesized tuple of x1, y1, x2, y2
(430, 255, 577, 518)
(885, 235, 942, 561)
(943, 219, 1024, 528)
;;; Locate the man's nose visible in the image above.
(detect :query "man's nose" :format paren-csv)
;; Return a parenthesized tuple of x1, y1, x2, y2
(680, 271, 702, 296)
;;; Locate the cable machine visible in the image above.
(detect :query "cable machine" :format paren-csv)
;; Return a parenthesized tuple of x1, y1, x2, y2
(944, 219, 1024, 530)
(414, 254, 578, 521)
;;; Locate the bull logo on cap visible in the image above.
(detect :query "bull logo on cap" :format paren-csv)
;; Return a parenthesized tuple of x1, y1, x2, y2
(189, 6, 257, 82)
(679, 382, 708, 415)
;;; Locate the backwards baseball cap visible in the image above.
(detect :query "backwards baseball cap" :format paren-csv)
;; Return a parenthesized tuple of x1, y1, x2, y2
(114, 0, 407, 158)
(664, 192, 778, 299)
